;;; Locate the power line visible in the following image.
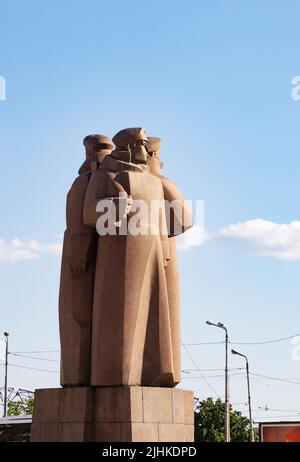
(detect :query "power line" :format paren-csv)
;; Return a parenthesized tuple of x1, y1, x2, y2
(255, 408, 300, 413)
(231, 333, 300, 345)
(5, 363, 59, 374)
(11, 350, 60, 354)
(182, 341, 224, 346)
(185, 332, 300, 347)
(183, 367, 244, 372)
(182, 343, 221, 398)
(232, 374, 300, 394)
(229, 371, 300, 386)
(10, 353, 60, 363)
(250, 372, 300, 385)
(253, 414, 300, 420)
(257, 382, 300, 393)
(182, 372, 245, 379)
(215, 370, 300, 386)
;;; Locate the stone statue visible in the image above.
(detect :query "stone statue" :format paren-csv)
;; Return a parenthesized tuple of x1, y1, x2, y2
(59, 134, 114, 386)
(31, 129, 195, 443)
(83, 128, 193, 387)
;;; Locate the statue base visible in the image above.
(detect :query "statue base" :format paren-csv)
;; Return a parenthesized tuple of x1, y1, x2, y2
(30, 386, 194, 442)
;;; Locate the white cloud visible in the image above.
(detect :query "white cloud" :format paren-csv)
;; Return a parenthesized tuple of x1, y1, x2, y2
(178, 219, 300, 261)
(0, 237, 62, 263)
(217, 219, 300, 261)
(176, 225, 208, 251)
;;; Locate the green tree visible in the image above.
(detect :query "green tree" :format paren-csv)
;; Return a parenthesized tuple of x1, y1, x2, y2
(8, 397, 34, 416)
(194, 397, 258, 442)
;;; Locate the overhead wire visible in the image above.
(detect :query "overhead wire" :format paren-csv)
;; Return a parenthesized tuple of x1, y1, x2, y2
(182, 343, 221, 398)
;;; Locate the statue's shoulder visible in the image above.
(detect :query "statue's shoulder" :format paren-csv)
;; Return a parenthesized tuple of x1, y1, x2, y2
(148, 171, 164, 187)
(73, 171, 91, 186)
(159, 174, 182, 191)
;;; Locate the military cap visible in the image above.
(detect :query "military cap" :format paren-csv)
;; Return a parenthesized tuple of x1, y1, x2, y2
(112, 127, 148, 148)
(147, 136, 161, 156)
(83, 134, 114, 149)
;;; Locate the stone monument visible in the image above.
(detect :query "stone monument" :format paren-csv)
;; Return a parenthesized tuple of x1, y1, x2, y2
(30, 128, 195, 442)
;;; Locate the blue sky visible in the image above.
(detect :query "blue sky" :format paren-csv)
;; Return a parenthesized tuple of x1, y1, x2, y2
(1, 0, 300, 423)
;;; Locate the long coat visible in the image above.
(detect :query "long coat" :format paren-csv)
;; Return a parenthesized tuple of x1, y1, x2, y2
(147, 156, 193, 386)
(84, 155, 177, 387)
(59, 162, 97, 386)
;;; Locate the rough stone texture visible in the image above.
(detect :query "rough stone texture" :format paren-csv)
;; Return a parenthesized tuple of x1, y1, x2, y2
(143, 387, 172, 423)
(34, 129, 195, 443)
(32, 387, 94, 423)
(84, 162, 176, 387)
(30, 422, 94, 443)
(30, 386, 194, 442)
(59, 134, 114, 387)
(94, 386, 143, 423)
(78, 128, 193, 387)
(172, 388, 185, 424)
(94, 423, 121, 442)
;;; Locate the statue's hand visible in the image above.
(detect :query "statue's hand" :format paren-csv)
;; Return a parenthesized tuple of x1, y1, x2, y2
(113, 194, 133, 227)
(124, 195, 133, 216)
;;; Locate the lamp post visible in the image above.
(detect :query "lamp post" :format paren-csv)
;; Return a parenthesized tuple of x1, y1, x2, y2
(3, 332, 9, 418)
(231, 349, 254, 442)
(206, 321, 230, 442)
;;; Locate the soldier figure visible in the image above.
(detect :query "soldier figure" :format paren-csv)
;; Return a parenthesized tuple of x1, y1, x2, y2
(83, 128, 192, 387)
(59, 134, 114, 386)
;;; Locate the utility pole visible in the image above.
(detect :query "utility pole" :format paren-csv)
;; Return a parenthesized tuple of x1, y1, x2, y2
(206, 321, 230, 442)
(231, 349, 254, 442)
(3, 331, 9, 418)
(224, 325, 230, 443)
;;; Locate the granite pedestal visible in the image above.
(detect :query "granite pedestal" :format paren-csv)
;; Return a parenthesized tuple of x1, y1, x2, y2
(30, 386, 194, 442)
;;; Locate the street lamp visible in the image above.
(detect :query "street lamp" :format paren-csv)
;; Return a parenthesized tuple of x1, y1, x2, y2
(3, 332, 9, 418)
(206, 321, 230, 442)
(231, 349, 254, 442)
